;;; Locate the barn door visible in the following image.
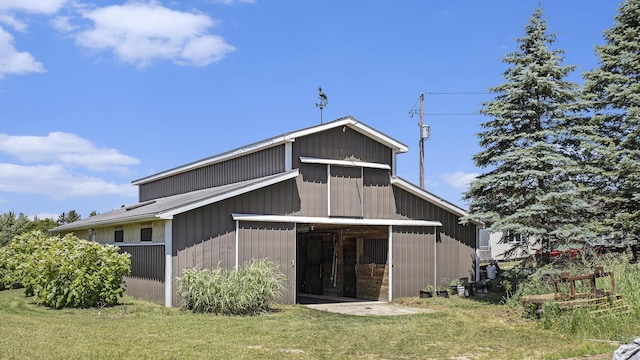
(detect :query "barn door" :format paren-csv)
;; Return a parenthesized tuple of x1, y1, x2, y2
(330, 166, 363, 217)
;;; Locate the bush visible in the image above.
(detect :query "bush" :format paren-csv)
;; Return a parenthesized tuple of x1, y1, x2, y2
(177, 258, 286, 315)
(0, 231, 50, 290)
(1, 231, 130, 309)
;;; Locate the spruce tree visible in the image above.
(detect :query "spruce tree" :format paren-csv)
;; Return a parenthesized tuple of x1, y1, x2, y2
(463, 9, 592, 255)
(582, 0, 640, 242)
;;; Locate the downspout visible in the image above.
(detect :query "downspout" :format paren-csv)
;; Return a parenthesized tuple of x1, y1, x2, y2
(164, 219, 173, 307)
(388, 225, 393, 302)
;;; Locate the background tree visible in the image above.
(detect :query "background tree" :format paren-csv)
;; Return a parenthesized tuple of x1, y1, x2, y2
(0, 212, 30, 247)
(582, 0, 640, 242)
(23, 217, 58, 234)
(463, 9, 592, 256)
(56, 210, 82, 226)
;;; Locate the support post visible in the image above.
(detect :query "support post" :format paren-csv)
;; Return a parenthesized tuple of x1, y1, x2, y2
(164, 219, 173, 307)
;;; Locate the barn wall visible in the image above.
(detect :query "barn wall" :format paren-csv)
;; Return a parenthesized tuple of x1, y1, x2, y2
(237, 221, 296, 304)
(118, 244, 165, 305)
(172, 179, 300, 304)
(292, 126, 393, 167)
(139, 145, 286, 201)
(393, 187, 477, 283)
(391, 226, 436, 298)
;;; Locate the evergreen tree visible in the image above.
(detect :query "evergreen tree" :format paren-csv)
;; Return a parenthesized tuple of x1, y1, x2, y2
(463, 9, 592, 255)
(56, 210, 82, 226)
(0, 212, 30, 247)
(582, 0, 640, 242)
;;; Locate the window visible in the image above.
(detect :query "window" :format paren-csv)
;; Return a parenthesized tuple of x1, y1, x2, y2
(140, 227, 152, 241)
(114, 230, 124, 243)
(505, 231, 527, 244)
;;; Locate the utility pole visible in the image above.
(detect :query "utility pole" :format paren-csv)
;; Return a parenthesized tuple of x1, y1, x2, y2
(315, 86, 328, 124)
(410, 92, 430, 189)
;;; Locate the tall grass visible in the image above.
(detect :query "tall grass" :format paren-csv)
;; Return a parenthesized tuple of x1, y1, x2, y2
(506, 251, 640, 341)
(177, 258, 286, 316)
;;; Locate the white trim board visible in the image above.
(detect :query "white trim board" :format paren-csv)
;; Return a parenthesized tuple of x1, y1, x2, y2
(299, 156, 390, 170)
(231, 214, 442, 227)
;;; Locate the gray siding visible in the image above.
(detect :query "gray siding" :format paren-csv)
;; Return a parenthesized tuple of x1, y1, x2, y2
(296, 163, 328, 217)
(330, 166, 363, 217)
(139, 145, 286, 201)
(363, 168, 395, 218)
(118, 244, 165, 304)
(391, 226, 436, 298)
(238, 222, 296, 304)
(393, 186, 477, 283)
(292, 127, 393, 167)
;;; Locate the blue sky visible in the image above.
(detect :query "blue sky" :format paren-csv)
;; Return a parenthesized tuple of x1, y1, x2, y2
(0, 0, 621, 220)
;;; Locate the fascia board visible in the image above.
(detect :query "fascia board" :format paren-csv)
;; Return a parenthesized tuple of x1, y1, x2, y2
(299, 156, 391, 170)
(50, 214, 159, 233)
(232, 213, 441, 227)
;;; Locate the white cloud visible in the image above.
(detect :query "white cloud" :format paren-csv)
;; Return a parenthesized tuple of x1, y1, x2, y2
(0, 14, 27, 32)
(0, 27, 46, 78)
(0, 163, 137, 199)
(0, 132, 140, 172)
(50, 15, 76, 33)
(75, 1, 235, 68)
(0, 0, 69, 15)
(441, 171, 479, 191)
(0, 0, 70, 31)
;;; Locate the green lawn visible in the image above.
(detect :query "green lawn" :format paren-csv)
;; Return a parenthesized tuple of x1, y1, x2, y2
(0, 289, 617, 359)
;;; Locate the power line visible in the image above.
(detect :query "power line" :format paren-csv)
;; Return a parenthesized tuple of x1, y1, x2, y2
(425, 92, 490, 95)
(424, 113, 482, 116)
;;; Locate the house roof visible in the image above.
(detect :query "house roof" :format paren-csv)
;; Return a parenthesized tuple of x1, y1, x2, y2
(132, 116, 408, 186)
(51, 169, 300, 232)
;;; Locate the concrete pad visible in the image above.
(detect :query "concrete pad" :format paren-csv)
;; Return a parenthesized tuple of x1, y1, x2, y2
(302, 301, 435, 316)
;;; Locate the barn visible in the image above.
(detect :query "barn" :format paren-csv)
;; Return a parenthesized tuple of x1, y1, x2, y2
(52, 116, 480, 307)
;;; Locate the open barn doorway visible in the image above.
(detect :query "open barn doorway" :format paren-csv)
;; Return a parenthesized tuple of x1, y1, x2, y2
(296, 224, 389, 304)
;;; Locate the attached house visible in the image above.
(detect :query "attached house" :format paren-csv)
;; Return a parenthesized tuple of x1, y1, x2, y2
(52, 116, 481, 307)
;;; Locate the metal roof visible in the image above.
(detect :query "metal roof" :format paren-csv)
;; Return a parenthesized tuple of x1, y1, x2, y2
(51, 169, 299, 232)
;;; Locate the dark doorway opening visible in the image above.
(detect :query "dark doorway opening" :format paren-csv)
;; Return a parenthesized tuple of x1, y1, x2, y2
(295, 224, 389, 304)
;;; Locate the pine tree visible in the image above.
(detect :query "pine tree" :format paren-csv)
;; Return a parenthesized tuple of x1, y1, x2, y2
(582, 0, 640, 242)
(463, 9, 592, 255)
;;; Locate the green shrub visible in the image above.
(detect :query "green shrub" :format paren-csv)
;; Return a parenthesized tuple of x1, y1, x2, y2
(1, 231, 131, 309)
(0, 231, 50, 290)
(177, 258, 286, 315)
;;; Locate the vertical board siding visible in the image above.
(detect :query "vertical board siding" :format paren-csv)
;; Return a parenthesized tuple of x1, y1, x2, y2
(172, 179, 300, 303)
(292, 127, 393, 168)
(363, 168, 395, 218)
(118, 245, 165, 304)
(392, 186, 478, 283)
(139, 145, 286, 201)
(392, 227, 436, 298)
(118, 245, 165, 281)
(330, 166, 363, 217)
(238, 222, 296, 304)
(297, 163, 327, 216)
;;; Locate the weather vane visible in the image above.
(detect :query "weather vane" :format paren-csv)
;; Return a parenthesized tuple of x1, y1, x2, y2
(315, 86, 328, 124)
